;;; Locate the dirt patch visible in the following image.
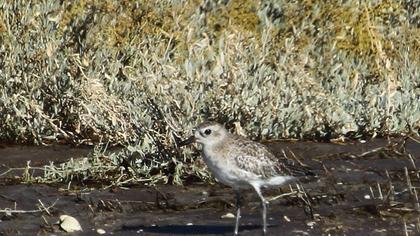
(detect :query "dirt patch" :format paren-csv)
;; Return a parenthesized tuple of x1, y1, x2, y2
(1, 139, 419, 235)
(0, 144, 92, 170)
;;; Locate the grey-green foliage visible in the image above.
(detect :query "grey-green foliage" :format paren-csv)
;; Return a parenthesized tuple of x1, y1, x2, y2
(0, 0, 419, 184)
(1, 1, 82, 143)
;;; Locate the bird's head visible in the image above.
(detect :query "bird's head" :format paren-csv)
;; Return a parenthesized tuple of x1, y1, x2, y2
(179, 121, 228, 147)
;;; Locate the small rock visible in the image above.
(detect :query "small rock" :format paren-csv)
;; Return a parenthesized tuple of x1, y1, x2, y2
(96, 228, 106, 234)
(306, 221, 316, 228)
(59, 215, 82, 232)
(221, 213, 235, 219)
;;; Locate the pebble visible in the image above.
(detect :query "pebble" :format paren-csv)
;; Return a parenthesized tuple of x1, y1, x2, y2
(96, 228, 106, 234)
(59, 215, 83, 232)
(221, 212, 235, 219)
(307, 221, 316, 228)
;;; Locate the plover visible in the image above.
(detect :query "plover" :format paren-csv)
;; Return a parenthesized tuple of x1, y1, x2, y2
(179, 121, 314, 235)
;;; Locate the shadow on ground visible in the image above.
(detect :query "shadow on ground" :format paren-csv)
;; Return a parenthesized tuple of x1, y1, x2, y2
(121, 224, 261, 235)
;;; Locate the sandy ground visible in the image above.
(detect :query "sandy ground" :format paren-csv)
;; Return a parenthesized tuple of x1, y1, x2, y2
(0, 138, 419, 235)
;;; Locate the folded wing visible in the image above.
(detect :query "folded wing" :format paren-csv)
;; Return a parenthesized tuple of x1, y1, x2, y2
(231, 139, 314, 179)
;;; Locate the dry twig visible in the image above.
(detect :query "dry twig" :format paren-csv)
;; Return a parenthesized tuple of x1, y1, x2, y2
(0, 199, 59, 214)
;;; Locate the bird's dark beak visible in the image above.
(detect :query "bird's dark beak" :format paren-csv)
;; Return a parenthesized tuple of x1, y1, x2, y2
(178, 135, 195, 147)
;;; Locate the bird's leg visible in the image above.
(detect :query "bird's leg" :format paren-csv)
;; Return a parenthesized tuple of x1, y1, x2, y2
(251, 184, 268, 235)
(261, 197, 268, 235)
(234, 191, 241, 235)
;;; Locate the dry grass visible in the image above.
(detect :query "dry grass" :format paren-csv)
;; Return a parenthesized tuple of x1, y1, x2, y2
(0, 0, 419, 184)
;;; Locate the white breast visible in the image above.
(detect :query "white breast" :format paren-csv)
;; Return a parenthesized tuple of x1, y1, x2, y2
(202, 147, 254, 188)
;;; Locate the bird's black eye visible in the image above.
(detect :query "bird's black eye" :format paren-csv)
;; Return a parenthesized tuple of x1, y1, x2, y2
(204, 129, 212, 135)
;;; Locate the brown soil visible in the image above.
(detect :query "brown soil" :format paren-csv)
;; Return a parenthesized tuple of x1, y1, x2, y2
(1, 138, 419, 235)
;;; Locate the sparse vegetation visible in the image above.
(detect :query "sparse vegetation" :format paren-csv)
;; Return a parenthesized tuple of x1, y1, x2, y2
(0, 0, 419, 184)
